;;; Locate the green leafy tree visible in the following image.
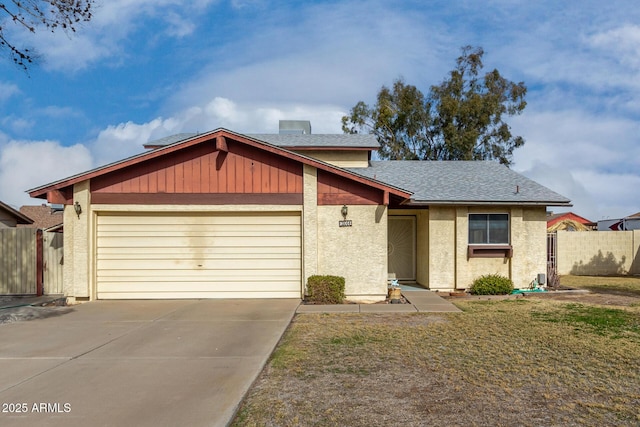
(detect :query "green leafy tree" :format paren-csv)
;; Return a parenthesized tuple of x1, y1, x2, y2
(0, 0, 94, 70)
(342, 46, 527, 165)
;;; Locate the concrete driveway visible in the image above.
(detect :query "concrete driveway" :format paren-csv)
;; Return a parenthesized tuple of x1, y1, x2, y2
(0, 299, 299, 427)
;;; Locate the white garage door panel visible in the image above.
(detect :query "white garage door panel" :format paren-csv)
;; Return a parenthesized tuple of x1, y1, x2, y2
(96, 236, 301, 248)
(98, 271, 301, 281)
(96, 213, 302, 299)
(97, 258, 300, 270)
(98, 281, 300, 293)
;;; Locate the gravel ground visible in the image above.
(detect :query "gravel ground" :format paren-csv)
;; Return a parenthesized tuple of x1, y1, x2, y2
(0, 297, 71, 325)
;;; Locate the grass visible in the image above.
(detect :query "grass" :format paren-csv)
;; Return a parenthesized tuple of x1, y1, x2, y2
(532, 303, 640, 337)
(232, 293, 640, 427)
(561, 275, 640, 297)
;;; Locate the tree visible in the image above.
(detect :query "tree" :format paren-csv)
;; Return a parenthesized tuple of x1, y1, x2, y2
(342, 46, 527, 165)
(0, 0, 93, 70)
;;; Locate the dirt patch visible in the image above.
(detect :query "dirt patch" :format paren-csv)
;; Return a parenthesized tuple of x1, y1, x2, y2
(526, 291, 640, 307)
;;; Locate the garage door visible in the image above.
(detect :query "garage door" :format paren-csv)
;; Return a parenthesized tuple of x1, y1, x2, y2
(96, 212, 301, 299)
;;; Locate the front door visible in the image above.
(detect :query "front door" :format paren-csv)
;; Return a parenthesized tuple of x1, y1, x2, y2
(388, 216, 416, 281)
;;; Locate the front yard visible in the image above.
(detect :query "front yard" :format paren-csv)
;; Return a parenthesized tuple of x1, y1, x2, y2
(232, 276, 640, 426)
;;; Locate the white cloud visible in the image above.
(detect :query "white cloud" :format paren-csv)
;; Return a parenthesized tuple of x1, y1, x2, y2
(0, 82, 20, 103)
(168, 1, 444, 110)
(91, 97, 347, 167)
(589, 24, 640, 70)
(5, 0, 220, 72)
(91, 118, 171, 166)
(0, 95, 347, 208)
(512, 109, 640, 220)
(0, 140, 92, 207)
(230, 0, 265, 10)
(164, 12, 197, 38)
(1, 115, 35, 134)
(518, 162, 598, 219)
(3, 0, 640, 225)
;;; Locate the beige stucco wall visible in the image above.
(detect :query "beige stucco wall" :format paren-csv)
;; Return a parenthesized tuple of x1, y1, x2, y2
(511, 208, 547, 287)
(428, 207, 457, 290)
(64, 180, 91, 300)
(303, 165, 318, 285)
(317, 205, 387, 302)
(294, 150, 369, 168)
(556, 230, 640, 275)
(427, 205, 547, 291)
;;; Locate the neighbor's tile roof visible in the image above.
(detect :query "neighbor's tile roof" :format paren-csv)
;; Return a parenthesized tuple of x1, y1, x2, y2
(19, 205, 64, 229)
(348, 161, 571, 205)
(144, 133, 379, 149)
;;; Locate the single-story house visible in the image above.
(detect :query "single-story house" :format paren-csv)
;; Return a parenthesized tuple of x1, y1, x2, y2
(28, 122, 571, 302)
(0, 200, 34, 228)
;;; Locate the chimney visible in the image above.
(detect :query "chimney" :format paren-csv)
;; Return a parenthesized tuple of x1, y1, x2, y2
(279, 120, 311, 135)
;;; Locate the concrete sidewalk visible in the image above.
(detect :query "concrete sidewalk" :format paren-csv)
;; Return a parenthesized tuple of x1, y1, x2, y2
(296, 290, 461, 313)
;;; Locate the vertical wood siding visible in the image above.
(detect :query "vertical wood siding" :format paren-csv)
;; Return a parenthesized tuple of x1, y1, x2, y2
(317, 170, 384, 205)
(91, 140, 303, 196)
(0, 228, 37, 295)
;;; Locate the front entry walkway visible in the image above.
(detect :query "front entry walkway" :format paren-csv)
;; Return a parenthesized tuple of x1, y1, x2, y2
(296, 290, 461, 313)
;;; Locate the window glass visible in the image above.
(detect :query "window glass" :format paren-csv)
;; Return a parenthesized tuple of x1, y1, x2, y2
(469, 214, 488, 244)
(468, 213, 509, 244)
(488, 214, 509, 244)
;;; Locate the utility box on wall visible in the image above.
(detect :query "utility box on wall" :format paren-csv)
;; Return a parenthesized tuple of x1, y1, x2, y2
(537, 273, 546, 286)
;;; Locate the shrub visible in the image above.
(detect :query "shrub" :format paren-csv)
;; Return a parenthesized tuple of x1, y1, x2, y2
(469, 274, 514, 295)
(306, 275, 345, 304)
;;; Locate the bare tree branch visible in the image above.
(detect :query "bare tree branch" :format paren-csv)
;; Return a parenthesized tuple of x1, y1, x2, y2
(0, 0, 93, 70)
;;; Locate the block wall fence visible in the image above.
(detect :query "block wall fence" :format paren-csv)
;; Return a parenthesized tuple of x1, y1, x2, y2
(556, 230, 640, 276)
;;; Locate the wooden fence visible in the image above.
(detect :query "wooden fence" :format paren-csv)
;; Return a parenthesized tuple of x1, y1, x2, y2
(43, 231, 64, 294)
(0, 229, 64, 295)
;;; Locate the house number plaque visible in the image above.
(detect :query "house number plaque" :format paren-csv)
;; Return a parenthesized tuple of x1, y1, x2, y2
(339, 220, 353, 227)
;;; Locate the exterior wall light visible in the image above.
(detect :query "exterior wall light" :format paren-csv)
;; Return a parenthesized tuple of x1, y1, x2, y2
(74, 201, 82, 218)
(341, 204, 348, 219)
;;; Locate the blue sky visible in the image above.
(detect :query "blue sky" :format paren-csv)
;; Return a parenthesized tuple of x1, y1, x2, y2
(1, 0, 639, 221)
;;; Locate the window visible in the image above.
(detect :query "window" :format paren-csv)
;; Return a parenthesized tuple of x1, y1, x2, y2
(469, 214, 509, 244)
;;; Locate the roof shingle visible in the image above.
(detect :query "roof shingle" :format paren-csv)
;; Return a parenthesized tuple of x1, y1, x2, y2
(144, 133, 379, 149)
(348, 161, 571, 206)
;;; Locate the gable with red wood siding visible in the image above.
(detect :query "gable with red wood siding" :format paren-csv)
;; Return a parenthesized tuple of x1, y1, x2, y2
(91, 138, 304, 205)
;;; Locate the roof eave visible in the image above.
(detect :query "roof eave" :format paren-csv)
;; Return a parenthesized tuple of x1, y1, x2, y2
(27, 128, 223, 198)
(405, 200, 573, 207)
(287, 146, 378, 151)
(0, 201, 34, 224)
(28, 129, 412, 201)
